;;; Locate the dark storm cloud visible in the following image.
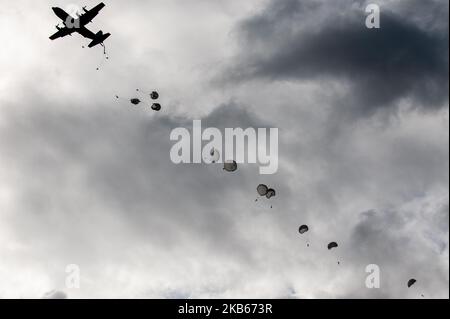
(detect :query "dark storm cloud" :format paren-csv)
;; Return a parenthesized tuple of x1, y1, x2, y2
(230, 0, 449, 115)
(339, 204, 449, 298)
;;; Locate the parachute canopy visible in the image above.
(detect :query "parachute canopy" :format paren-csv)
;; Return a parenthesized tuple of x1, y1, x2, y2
(299, 225, 309, 234)
(150, 91, 159, 100)
(266, 188, 276, 199)
(257, 184, 269, 196)
(257, 184, 276, 199)
(151, 103, 161, 111)
(223, 160, 237, 172)
(130, 98, 141, 105)
(407, 279, 417, 288)
(116, 89, 161, 111)
(136, 89, 159, 100)
(328, 242, 338, 250)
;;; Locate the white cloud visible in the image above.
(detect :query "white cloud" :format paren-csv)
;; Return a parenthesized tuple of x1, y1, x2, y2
(0, 0, 448, 298)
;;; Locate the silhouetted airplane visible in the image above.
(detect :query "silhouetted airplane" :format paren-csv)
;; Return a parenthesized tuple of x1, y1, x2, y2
(49, 2, 110, 48)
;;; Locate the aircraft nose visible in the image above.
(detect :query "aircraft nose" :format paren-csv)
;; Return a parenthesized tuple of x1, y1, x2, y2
(52, 7, 64, 13)
(52, 7, 68, 20)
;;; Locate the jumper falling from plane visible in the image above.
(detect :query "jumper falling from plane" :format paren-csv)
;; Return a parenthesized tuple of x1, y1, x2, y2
(49, 2, 110, 48)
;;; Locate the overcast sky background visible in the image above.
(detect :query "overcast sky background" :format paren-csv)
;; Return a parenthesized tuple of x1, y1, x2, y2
(0, 0, 448, 298)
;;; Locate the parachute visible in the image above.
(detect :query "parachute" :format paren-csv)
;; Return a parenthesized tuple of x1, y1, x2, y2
(266, 188, 276, 199)
(151, 103, 161, 111)
(114, 94, 140, 105)
(130, 98, 141, 105)
(115, 89, 162, 111)
(328, 242, 338, 250)
(137, 89, 160, 99)
(256, 184, 276, 199)
(299, 225, 310, 247)
(150, 91, 159, 100)
(135, 89, 162, 111)
(94, 45, 109, 71)
(257, 184, 269, 196)
(298, 225, 309, 234)
(407, 279, 417, 288)
(223, 160, 237, 172)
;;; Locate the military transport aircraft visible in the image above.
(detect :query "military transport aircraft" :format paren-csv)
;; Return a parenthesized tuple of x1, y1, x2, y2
(49, 2, 110, 48)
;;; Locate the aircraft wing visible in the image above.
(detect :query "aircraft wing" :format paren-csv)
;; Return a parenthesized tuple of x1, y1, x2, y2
(76, 26, 96, 40)
(79, 2, 106, 25)
(49, 27, 76, 40)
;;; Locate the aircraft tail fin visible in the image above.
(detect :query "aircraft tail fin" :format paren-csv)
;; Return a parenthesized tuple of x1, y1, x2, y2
(88, 31, 111, 48)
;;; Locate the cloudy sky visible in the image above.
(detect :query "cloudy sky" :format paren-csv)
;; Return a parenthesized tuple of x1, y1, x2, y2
(0, 0, 448, 299)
